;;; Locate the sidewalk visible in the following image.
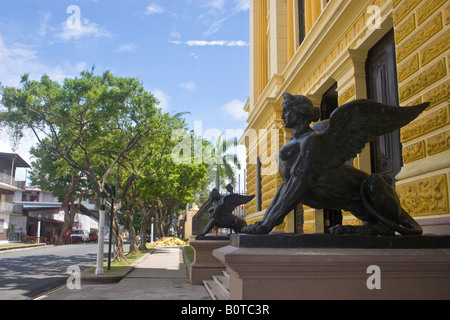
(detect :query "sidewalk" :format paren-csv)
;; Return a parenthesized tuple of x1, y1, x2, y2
(36, 246, 210, 300)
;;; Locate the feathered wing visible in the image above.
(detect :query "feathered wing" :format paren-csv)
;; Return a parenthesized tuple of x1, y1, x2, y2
(222, 194, 255, 213)
(318, 99, 429, 168)
(194, 198, 212, 218)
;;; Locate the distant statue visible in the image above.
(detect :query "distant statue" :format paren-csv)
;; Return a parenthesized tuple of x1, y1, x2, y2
(197, 184, 254, 237)
(241, 92, 428, 236)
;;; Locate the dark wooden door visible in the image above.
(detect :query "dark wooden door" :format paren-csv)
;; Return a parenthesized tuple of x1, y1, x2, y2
(320, 83, 343, 232)
(365, 30, 402, 185)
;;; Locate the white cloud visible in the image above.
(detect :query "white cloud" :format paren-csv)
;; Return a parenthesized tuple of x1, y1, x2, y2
(192, 0, 249, 36)
(207, 0, 225, 10)
(168, 39, 182, 45)
(170, 30, 181, 39)
(38, 12, 52, 36)
(203, 17, 227, 37)
(0, 34, 86, 87)
(55, 18, 111, 41)
(145, 3, 165, 15)
(114, 43, 140, 53)
(221, 99, 247, 121)
(152, 89, 170, 111)
(189, 52, 199, 59)
(180, 81, 196, 91)
(233, 0, 250, 13)
(185, 40, 247, 47)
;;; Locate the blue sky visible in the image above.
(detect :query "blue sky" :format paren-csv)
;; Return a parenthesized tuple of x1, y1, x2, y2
(0, 0, 250, 183)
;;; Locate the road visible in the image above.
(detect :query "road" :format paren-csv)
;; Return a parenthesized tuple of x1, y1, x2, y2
(0, 243, 129, 300)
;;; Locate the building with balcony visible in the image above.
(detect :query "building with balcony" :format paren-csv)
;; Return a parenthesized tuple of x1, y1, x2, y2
(0, 152, 30, 242)
(240, 0, 450, 234)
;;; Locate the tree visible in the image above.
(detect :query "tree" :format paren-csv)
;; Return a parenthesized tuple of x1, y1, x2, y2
(202, 134, 241, 193)
(29, 141, 89, 241)
(112, 112, 188, 253)
(0, 69, 164, 259)
(135, 149, 208, 249)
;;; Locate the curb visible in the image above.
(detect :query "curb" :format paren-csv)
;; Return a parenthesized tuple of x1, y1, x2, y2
(181, 245, 193, 283)
(0, 243, 49, 254)
(80, 248, 156, 284)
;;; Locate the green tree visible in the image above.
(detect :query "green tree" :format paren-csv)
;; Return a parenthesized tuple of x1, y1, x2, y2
(136, 150, 208, 249)
(29, 141, 89, 241)
(204, 134, 241, 193)
(0, 69, 165, 259)
(112, 112, 187, 253)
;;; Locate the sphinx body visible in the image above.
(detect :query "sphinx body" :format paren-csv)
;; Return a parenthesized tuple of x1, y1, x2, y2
(241, 93, 428, 236)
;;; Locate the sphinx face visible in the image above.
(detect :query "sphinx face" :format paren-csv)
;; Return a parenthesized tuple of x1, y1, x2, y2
(281, 102, 306, 129)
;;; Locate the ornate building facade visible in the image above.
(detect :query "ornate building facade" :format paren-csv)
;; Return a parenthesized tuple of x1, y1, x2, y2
(240, 0, 450, 234)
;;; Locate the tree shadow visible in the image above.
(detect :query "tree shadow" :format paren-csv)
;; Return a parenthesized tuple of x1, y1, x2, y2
(0, 252, 101, 299)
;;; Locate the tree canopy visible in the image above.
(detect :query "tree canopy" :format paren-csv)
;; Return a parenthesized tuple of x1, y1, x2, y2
(0, 69, 242, 256)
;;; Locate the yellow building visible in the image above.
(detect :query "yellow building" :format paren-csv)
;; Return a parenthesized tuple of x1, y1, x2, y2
(240, 0, 450, 234)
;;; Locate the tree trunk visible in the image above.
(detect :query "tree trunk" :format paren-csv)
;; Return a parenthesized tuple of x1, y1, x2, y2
(126, 210, 139, 253)
(59, 176, 81, 241)
(59, 204, 77, 242)
(112, 214, 126, 262)
(139, 206, 152, 251)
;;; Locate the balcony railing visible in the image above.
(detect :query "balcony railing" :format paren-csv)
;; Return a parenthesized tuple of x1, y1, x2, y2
(0, 201, 14, 213)
(0, 172, 26, 189)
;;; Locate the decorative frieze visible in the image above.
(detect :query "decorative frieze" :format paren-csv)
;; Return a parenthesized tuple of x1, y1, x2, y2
(303, 222, 314, 233)
(426, 130, 450, 156)
(420, 30, 450, 66)
(398, 54, 419, 82)
(405, 96, 423, 107)
(445, 3, 450, 25)
(396, 13, 443, 62)
(393, 0, 422, 25)
(416, 0, 448, 26)
(396, 174, 449, 216)
(338, 84, 355, 105)
(403, 140, 426, 163)
(401, 105, 449, 142)
(393, 0, 403, 9)
(422, 78, 450, 109)
(399, 58, 447, 103)
(395, 13, 416, 44)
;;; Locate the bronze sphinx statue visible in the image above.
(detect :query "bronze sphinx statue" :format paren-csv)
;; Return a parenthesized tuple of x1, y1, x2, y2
(241, 93, 428, 236)
(197, 184, 254, 236)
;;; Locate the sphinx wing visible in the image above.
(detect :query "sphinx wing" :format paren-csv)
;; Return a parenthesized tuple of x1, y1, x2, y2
(319, 99, 428, 168)
(222, 194, 255, 213)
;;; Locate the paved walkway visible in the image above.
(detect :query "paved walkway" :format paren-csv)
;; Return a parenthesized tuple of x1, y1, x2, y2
(36, 246, 210, 300)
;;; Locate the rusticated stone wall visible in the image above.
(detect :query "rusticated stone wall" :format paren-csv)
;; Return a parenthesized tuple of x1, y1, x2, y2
(394, 0, 450, 221)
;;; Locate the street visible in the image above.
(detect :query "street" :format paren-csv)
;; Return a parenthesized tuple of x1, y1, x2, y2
(0, 243, 129, 300)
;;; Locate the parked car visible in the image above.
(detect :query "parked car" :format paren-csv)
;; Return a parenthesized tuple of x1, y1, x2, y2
(89, 232, 98, 243)
(70, 230, 89, 243)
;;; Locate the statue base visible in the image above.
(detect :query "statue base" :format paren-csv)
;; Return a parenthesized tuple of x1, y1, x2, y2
(231, 233, 450, 249)
(213, 233, 450, 299)
(189, 235, 230, 285)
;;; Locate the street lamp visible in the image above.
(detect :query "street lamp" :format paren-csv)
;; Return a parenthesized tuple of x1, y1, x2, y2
(95, 190, 107, 275)
(106, 185, 115, 270)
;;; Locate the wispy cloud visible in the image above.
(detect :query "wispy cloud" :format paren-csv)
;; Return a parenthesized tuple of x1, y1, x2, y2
(55, 18, 111, 41)
(0, 34, 86, 87)
(187, 40, 247, 47)
(38, 12, 52, 36)
(114, 43, 140, 53)
(145, 3, 165, 15)
(193, 0, 250, 36)
(180, 81, 196, 91)
(170, 40, 248, 47)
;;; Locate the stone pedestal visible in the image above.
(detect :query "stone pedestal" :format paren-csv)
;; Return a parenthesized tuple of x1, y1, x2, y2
(213, 233, 450, 300)
(189, 235, 230, 285)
